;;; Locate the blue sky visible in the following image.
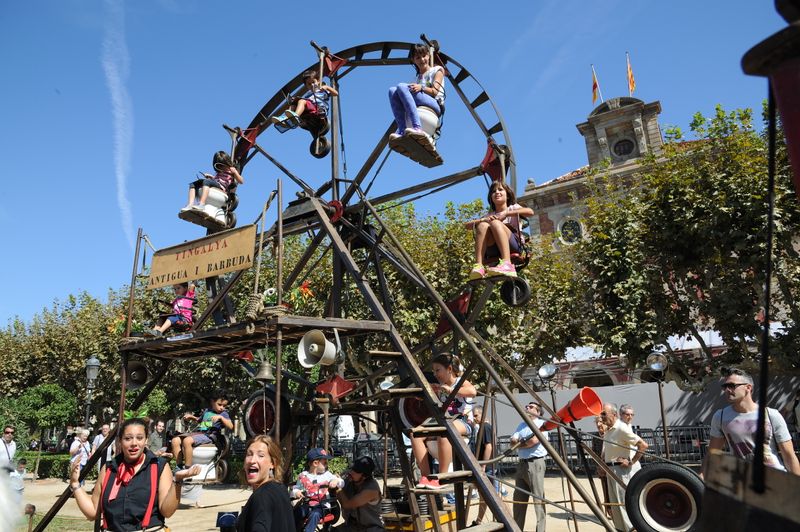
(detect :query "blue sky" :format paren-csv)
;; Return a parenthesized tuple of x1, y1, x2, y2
(0, 1, 784, 324)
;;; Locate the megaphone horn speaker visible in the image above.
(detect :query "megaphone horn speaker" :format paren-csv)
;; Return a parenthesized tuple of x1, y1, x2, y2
(125, 361, 150, 390)
(541, 387, 603, 431)
(297, 329, 337, 368)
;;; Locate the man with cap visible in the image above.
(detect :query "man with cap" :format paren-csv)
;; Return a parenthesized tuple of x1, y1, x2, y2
(335, 456, 384, 531)
(292, 448, 343, 532)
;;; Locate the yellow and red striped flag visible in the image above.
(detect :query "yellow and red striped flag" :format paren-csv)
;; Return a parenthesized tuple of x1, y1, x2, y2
(626, 52, 636, 95)
(591, 65, 602, 105)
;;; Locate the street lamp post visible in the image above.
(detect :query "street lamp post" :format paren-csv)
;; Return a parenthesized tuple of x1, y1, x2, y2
(84, 355, 101, 428)
(646, 352, 671, 460)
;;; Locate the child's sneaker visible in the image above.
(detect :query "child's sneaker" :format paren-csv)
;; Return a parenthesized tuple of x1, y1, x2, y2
(180, 204, 193, 213)
(192, 203, 205, 211)
(405, 127, 426, 137)
(443, 492, 456, 505)
(468, 263, 485, 280)
(147, 329, 163, 338)
(389, 132, 403, 141)
(487, 260, 517, 278)
(416, 476, 442, 489)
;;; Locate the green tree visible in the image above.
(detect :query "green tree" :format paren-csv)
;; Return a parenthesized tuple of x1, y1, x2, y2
(579, 105, 800, 384)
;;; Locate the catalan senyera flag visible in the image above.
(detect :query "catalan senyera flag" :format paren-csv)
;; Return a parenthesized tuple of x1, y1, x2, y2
(591, 65, 602, 105)
(626, 52, 636, 95)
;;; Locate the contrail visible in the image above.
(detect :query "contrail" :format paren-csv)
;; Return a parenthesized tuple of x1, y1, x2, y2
(102, 0, 135, 250)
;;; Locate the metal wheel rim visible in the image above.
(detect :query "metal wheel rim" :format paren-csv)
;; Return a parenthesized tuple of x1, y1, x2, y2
(245, 393, 277, 437)
(639, 477, 698, 532)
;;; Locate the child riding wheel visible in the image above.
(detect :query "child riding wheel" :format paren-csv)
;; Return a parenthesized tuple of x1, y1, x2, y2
(149, 282, 196, 337)
(181, 151, 243, 214)
(170, 390, 233, 470)
(464, 181, 533, 280)
(272, 70, 338, 130)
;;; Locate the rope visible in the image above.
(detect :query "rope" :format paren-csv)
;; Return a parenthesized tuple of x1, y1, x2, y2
(363, 150, 391, 198)
(336, 86, 348, 179)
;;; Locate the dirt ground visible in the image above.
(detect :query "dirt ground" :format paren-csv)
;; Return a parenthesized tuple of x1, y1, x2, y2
(15, 475, 611, 531)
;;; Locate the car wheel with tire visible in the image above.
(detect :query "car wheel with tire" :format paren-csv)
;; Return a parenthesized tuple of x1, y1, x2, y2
(624, 462, 704, 532)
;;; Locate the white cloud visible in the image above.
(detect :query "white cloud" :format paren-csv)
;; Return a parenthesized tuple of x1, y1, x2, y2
(101, 0, 135, 250)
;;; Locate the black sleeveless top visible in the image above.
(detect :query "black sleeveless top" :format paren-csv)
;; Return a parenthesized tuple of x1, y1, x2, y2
(102, 450, 167, 531)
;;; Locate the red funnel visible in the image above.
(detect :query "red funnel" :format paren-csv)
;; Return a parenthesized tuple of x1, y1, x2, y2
(541, 387, 602, 431)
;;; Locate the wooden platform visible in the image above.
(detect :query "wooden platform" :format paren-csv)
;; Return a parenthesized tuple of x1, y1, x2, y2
(384, 509, 456, 531)
(119, 314, 392, 360)
(702, 450, 800, 531)
(389, 134, 443, 168)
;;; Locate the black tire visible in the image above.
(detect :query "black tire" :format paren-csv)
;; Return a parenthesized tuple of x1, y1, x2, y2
(500, 278, 531, 307)
(227, 193, 239, 212)
(215, 459, 229, 483)
(226, 211, 237, 228)
(310, 136, 330, 158)
(243, 387, 291, 440)
(624, 463, 704, 532)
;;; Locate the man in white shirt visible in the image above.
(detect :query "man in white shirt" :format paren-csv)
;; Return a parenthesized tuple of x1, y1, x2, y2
(703, 368, 800, 476)
(601, 403, 648, 532)
(91, 424, 115, 473)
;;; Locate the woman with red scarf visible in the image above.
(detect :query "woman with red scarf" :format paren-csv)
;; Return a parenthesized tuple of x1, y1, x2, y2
(70, 418, 200, 531)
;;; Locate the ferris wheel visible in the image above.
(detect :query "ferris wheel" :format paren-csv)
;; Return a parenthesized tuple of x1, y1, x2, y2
(229, 37, 518, 207)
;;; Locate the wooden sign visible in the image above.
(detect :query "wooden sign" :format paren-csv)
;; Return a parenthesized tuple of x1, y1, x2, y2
(147, 225, 256, 289)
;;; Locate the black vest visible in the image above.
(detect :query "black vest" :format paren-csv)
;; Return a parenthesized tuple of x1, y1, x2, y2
(102, 450, 166, 531)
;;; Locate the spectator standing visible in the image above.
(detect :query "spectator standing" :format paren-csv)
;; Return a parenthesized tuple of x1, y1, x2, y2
(511, 401, 549, 532)
(70, 429, 92, 482)
(9, 458, 26, 505)
(619, 405, 635, 427)
(148, 420, 171, 457)
(704, 368, 800, 476)
(1, 425, 16, 470)
(91, 424, 115, 473)
(601, 403, 648, 532)
(471, 405, 500, 526)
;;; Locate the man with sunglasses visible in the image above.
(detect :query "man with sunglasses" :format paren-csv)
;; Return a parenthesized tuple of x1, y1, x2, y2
(1, 425, 16, 470)
(510, 401, 549, 531)
(703, 368, 800, 477)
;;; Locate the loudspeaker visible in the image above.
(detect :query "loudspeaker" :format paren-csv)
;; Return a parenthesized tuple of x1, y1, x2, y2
(297, 329, 336, 368)
(541, 387, 602, 431)
(125, 361, 150, 390)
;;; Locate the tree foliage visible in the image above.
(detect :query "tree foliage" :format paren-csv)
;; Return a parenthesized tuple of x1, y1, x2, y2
(16, 384, 77, 434)
(579, 104, 800, 384)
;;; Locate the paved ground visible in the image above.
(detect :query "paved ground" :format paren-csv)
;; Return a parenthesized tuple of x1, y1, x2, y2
(16, 475, 611, 531)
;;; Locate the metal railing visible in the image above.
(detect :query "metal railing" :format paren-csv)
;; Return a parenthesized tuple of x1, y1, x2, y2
(493, 425, 711, 473)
